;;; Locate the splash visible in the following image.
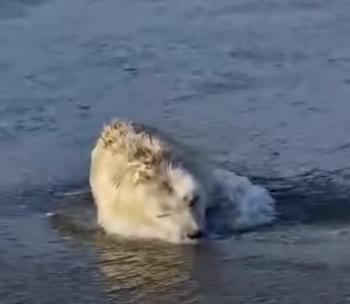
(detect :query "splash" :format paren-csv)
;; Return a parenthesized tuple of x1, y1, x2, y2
(209, 169, 276, 233)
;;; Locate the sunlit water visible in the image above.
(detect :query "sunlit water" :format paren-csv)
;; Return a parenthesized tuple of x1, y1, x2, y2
(1, 0, 350, 303)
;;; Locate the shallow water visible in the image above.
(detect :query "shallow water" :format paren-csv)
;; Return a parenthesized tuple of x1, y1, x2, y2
(1, 0, 350, 303)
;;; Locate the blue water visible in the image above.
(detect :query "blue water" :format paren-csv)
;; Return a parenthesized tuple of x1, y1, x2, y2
(1, 0, 350, 303)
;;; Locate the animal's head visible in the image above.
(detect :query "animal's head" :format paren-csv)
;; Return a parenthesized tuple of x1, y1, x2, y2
(123, 165, 207, 243)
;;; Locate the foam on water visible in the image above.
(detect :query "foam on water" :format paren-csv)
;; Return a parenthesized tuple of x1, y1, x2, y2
(212, 169, 276, 230)
(50, 168, 276, 241)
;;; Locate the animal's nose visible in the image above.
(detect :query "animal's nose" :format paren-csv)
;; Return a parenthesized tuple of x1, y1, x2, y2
(187, 230, 203, 239)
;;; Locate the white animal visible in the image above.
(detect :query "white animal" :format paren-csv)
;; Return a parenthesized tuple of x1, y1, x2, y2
(90, 119, 275, 243)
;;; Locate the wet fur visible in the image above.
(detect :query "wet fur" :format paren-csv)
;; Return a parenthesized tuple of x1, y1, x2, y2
(90, 120, 208, 243)
(90, 119, 275, 243)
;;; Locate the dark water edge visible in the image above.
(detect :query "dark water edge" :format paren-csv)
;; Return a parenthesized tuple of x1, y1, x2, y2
(3, 168, 350, 224)
(2, 0, 350, 303)
(2, 170, 350, 304)
(3, 198, 350, 304)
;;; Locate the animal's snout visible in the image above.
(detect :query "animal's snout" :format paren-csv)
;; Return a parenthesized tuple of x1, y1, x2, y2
(187, 229, 203, 240)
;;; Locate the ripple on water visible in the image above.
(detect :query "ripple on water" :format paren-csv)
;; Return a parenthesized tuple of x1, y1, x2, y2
(0, 0, 48, 20)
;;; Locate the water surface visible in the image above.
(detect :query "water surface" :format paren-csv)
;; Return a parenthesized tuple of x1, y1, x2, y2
(1, 0, 350, 303)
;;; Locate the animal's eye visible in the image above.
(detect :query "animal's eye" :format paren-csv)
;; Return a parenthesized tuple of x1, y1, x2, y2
(156, 213, 171, 218)
(189, 195, 199, 208)
(156, 205, 172, 218)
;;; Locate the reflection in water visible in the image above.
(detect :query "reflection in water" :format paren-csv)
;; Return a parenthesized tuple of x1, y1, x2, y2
(94, 235, 197, 304)
(50, 167, 350, 304)
(50, 179, 350, 304)
(52, 195, 201, 304)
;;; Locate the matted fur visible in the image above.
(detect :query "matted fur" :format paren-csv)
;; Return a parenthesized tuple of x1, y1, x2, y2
(99, 121, 171, 184)
(90, 119, 208, 243)
(90, 119, 275, 243)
